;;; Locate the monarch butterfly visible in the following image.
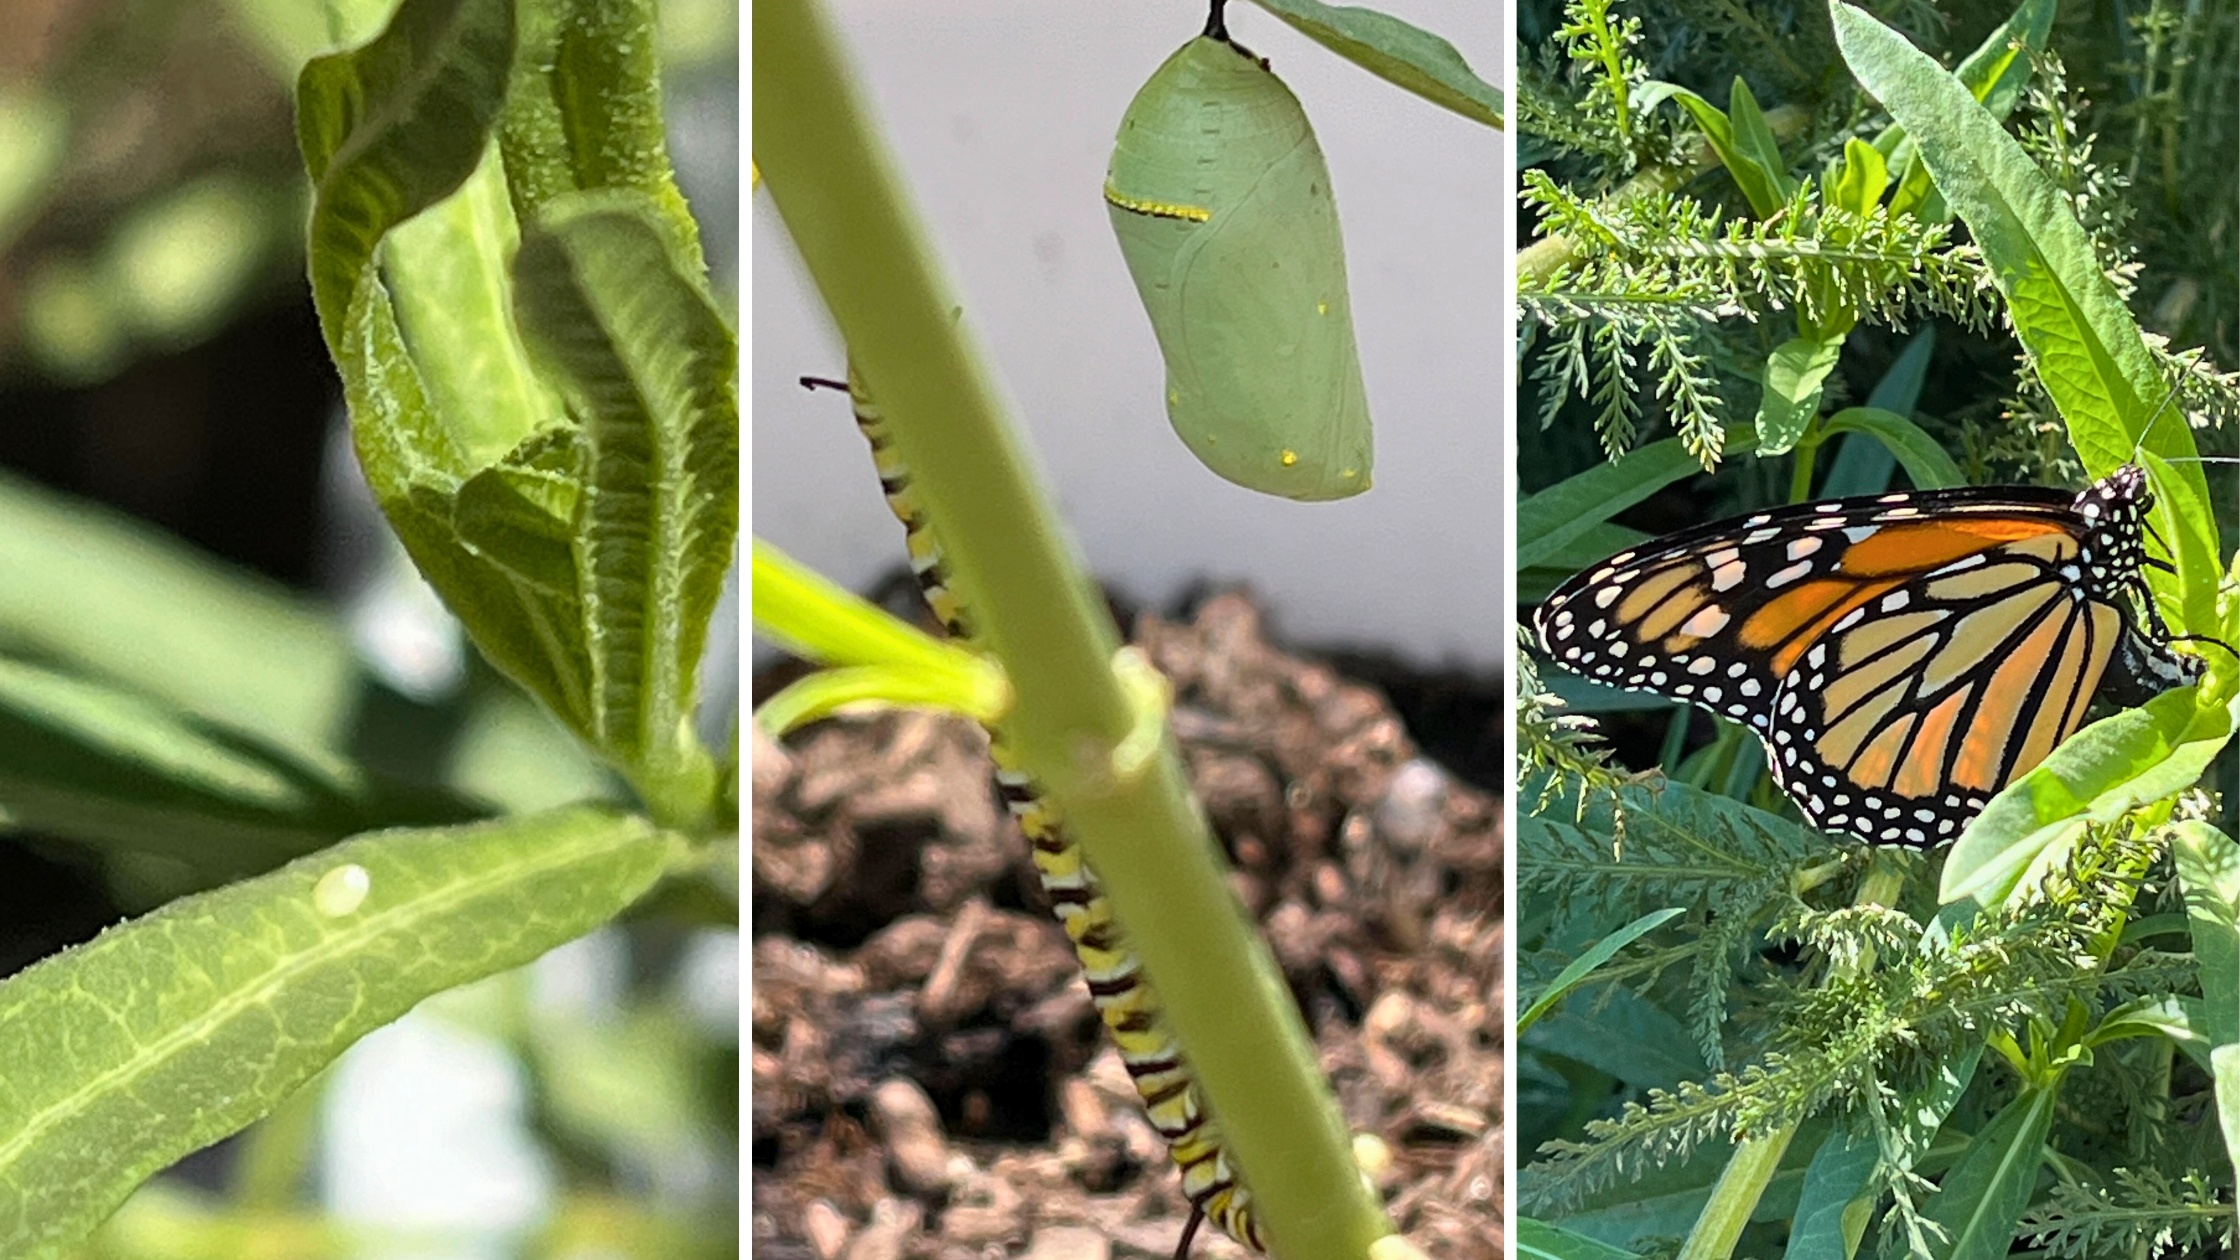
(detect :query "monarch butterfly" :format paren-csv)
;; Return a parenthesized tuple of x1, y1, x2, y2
(803, 374, 1265, 1253)
(1532, 465, 2208, 848)
(1104, 5, 1373, 502)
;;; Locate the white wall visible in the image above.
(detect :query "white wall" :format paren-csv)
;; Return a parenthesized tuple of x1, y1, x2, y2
(751, 0, 1503, 671)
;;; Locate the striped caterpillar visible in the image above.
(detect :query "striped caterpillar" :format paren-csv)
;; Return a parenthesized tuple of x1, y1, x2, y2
(806, 372, 1263, 1253)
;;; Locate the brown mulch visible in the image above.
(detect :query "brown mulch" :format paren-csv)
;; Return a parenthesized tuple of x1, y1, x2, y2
(750, 592, 1503, 1260)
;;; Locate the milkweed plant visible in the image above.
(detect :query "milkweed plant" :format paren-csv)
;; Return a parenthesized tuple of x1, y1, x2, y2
(1514, 0, 2240, 1257)
(751, 0, 1497, 1255)
(0, 0, 740, 1254)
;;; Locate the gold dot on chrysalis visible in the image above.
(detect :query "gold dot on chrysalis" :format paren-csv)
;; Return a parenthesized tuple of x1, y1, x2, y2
(313, 864, 372, 917)
(1280, 450, 1299, 466)
(1317, 301, 1329, 315)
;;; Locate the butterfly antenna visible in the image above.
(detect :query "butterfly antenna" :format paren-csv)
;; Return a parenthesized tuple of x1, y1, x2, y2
(2172, 633, 2240, 663)
(2129, 354, 2200, 463)
(799, 375, 849, 392)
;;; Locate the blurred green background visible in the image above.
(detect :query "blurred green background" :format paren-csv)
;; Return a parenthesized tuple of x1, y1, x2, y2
(0, 1, 741, 1255)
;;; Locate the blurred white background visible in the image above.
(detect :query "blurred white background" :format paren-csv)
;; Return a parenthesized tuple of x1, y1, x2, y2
(752, 0, 1503, 671)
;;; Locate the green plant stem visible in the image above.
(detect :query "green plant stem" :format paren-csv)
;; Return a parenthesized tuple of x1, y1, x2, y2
(1789, 423, 1822, 503)
(1677, 1126, 1797, 1260)
(752, 3, 1389, 1255)
(1519, 105, 1808, 286)
(1584, 0, 1632, 143)
(1678, 849, 1910, 1259)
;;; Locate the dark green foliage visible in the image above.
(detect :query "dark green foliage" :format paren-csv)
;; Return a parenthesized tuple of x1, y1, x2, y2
(1517, 0, 2240, 1255)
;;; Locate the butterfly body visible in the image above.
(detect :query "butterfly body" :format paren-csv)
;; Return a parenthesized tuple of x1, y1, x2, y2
(1534, 465, 2202, 848)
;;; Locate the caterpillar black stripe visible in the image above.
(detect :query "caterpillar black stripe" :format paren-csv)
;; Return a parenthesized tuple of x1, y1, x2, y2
(830, 370, 1263, 1252)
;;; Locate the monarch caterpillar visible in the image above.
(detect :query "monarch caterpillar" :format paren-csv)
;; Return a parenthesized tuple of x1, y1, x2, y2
(807, 372, 1264, 1252)
(1533, 465, 2209, 848)
(1105, 5, 1373, 502)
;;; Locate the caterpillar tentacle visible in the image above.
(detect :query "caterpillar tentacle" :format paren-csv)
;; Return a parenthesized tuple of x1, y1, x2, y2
(841, 372, 1263, 1252)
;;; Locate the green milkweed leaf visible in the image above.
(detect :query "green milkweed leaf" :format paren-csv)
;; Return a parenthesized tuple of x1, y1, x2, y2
(1517, 907, 1685, 1034)
(298, 0, 515, 353)
(1816, 406, 1964, 491)
(1828, 137, 1887, 216)
(384, 145, 562, 464)
(1915, 1085, 2054, 1260)
(498, 0, 703, 254)
(1518, 428, 1755, 573)
(511, 193, 738, 828)
(1242, 0, 1501, 129)
(1819, 326, 1936, 497)
(2215, 1046, 2240, 1187)
(1788, 1128, 1878, 1260)
(1517, 1216, 1643, 1260)
(0, 659, 484, 877)
(0, 472, 357, 753)
(1757, 333, 1847, 456)
(1655, 78, 1792, 219)
(1940, 688, 2234, 906)
(1830, 0, 2218, 637)
(1873, 0, 2054, 222)
(0, 805, 676, 1259)
(749, 538, 1006, 735)
(2174, 822, 2240, 1049)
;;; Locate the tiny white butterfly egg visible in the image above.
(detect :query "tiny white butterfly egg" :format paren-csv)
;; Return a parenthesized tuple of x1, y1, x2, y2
(313, 864, 373, 918)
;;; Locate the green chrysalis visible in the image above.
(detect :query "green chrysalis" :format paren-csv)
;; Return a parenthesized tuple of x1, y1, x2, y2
(1105, 19, 1373, 502)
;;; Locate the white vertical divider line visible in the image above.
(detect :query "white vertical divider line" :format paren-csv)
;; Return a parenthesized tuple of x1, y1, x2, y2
(735, 16, 755, 1260)
(1496, 0, 1520, 1247)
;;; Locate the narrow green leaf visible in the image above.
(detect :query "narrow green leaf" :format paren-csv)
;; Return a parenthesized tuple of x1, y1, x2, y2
(2174, 821, 2240, 1048)
(1519, 429, 1755, 572)
(1518, 1216, 1642, 1260)
(511, 193, 739, 828)
(1757, 334, 1846, 456)
(0, 472, 357, 753)
(1830, 0, 2218, 635)
(2214, 1044, 2240, 1180)
(0, 659, 484, 876)
(0, 805, 674, 1258)
(1918, 1085, 2055, 1260)
(340, 274, 597, 738)
(1660, 86, 1785, 218)
(755, 666, 1007, 738)
(2087, 995, 2209, 1058)
(1941, 688, 2234, 906)
(1726, 77, 1795, 204)
(498, 0, 704, 256)
(1517, 907, 1684, 1034)
(1519, 522, 1651, 604)
(1820, 326, 1935, 497)
(1242, 0, 1501, 129)
(298, 0, 516, 352)
(1879, 0, 2054, 221)
(1817, 406, 1964, 490)
(383, 144, 563, 465)
(1787, 1128, 1877, 1260)
(749, 538, 996, 683)
(1830, 137, 1887, 215)
(1525, 989, 1707, 1092)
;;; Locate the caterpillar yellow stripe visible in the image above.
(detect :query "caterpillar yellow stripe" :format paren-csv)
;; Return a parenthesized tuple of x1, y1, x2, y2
(841, 370, 1263, 1253)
